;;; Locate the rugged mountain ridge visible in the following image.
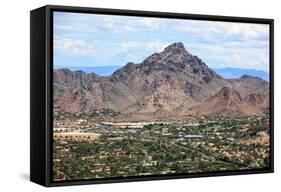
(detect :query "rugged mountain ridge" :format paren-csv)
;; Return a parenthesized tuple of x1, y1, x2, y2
(190, 87, 267, 116)
(53, 42, 269, 118)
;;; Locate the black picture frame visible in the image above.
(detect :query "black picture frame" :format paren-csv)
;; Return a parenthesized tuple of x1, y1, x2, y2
(30, 5, 274, 187)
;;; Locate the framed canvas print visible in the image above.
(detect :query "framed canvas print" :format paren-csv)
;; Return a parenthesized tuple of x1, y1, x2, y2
(30, 5, 274, 187)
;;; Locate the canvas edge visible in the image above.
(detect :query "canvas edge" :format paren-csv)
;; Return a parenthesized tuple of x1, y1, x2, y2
(30, 4, 274, 187)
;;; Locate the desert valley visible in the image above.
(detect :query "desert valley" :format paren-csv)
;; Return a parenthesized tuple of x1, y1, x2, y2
(52, 42, 270, 181)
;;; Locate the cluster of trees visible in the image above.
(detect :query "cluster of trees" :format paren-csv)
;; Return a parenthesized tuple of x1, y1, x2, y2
(53, 116, 270, 180)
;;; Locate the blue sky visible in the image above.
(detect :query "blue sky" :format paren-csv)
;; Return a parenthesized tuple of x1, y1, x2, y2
(54, 11, 270, 72)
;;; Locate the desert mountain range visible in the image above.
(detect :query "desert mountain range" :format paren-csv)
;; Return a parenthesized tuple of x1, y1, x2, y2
(54, 42, 269, 119)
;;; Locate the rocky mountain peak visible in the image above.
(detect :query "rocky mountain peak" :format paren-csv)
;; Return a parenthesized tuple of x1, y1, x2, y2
(244, 93, 264, 106)
(164, 42, 185, 51)
(141, 42, 193, 68)
(240, 74, 252, 79)
(55, 68, 72, 74)
(239, 74, 264, 82)
(163, 42, 187, 53)
(214, 87, 242, 102)
(53, 42, 269, 117)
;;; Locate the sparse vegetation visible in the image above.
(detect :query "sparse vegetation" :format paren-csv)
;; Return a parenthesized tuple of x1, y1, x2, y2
(53, 113, 270, 181)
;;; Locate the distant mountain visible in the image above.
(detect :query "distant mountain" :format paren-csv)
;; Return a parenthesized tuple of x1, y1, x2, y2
(54, 66, 270, 81)
(227, 75, 269, 97)
(54, 66, 122, 76)
(54, 42, 269, 118)
(213, 67, 269, 81)
(190, 87, 267, 116)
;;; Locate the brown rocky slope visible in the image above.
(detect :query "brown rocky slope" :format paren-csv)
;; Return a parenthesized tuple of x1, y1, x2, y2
(53, 42, 269, 118)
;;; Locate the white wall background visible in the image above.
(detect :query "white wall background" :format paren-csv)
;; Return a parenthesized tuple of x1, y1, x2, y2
(0, 0, 279, 191)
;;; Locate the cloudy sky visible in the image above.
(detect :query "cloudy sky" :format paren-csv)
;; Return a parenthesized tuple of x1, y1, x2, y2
(53, 11, 270, 72)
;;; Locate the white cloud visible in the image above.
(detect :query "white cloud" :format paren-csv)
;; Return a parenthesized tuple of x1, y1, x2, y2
(208, 52, 269, 72)
(136, 18, 164, 30)
(120, 41, 169, 54)
(54, 39, 95, 56)
(145, 41, 169, 52)
(225, 24, 268, 38)
(120, 41, 140, 51)
(54, 24, 75, 31)
(139, 18, 155, 27)
(177, 20, 269, 41)
(104, 17, 115, 26)
(54, 12, 270, 71)
(126, 54, 140, 63)
(55, 12, 169, 34)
